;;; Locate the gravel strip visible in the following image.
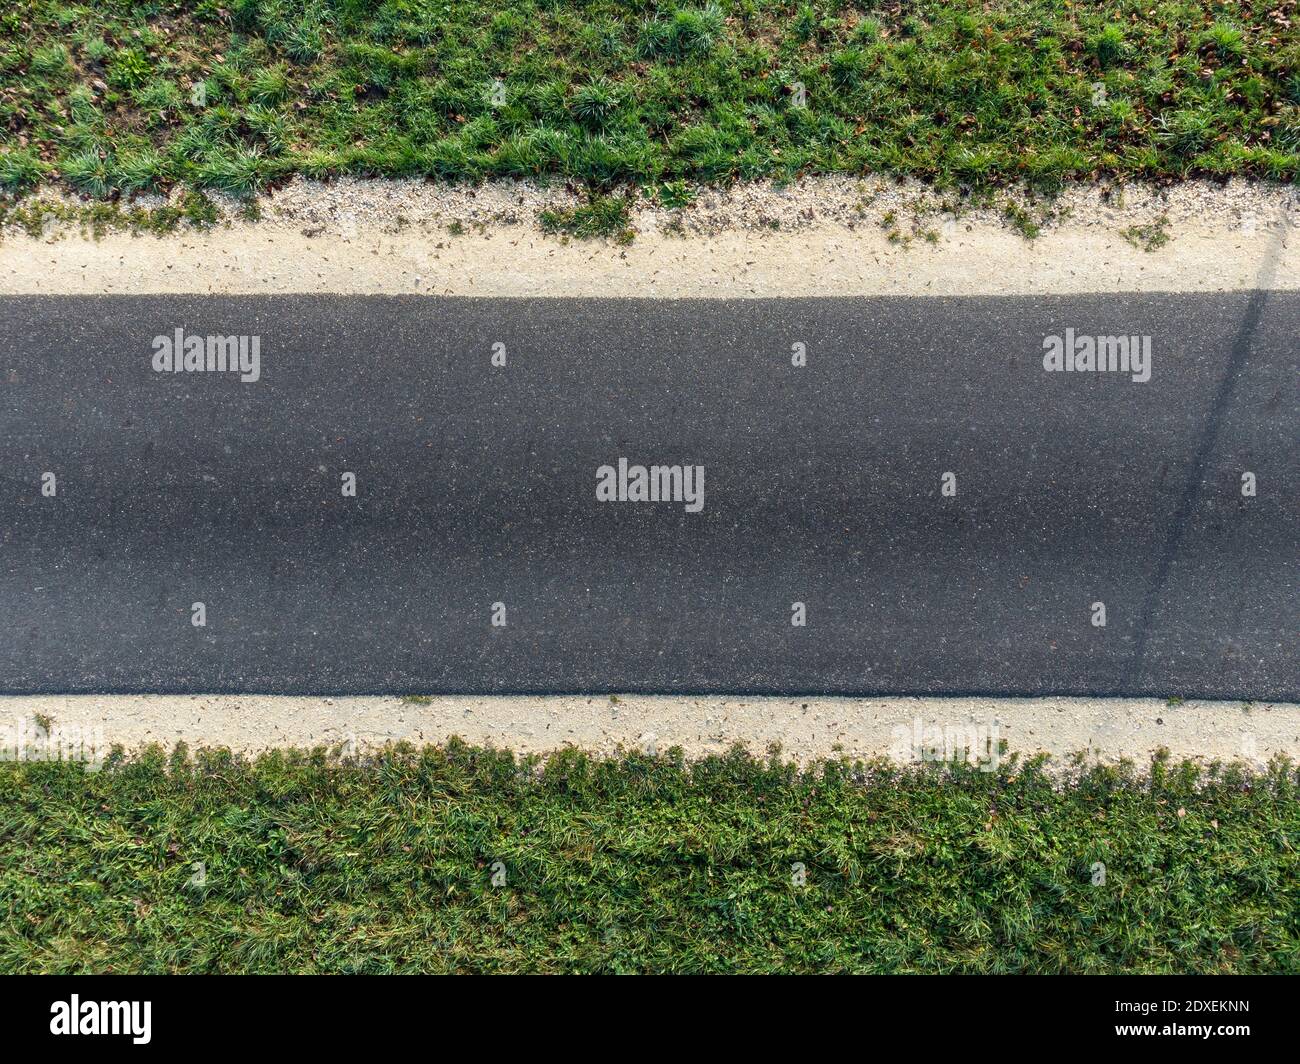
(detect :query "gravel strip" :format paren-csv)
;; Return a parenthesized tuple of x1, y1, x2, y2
(3, 695, 1296, 776)
(5, 174, 1298, 240)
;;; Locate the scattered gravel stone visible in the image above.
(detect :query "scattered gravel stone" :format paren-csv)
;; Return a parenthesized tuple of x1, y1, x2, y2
(7, 174, 1296, 242)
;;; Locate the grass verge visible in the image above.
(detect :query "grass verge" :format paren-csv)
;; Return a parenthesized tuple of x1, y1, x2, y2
(2, 741, 1296, 973)
(0, 0, 1296, 215)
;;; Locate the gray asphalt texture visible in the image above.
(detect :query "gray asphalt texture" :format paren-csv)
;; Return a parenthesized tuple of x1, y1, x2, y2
(1, 294, 1295, 698)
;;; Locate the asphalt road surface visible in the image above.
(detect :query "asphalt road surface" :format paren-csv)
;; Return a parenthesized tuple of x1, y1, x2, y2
(1, 294, 1295, 698)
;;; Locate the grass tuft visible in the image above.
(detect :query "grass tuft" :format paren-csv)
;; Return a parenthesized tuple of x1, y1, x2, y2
(540, 189, 636, 241)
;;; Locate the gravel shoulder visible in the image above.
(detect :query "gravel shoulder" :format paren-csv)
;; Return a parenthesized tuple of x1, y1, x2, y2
(2, 175, 1296, 296)
(5, 695, 1295, 773)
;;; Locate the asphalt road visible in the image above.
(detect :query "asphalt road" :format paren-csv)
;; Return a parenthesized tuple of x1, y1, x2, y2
(1, 294, 1295, 698)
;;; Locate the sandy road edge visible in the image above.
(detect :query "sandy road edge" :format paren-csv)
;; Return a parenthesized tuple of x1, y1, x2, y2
(4, 695, 1295, 772)
(3, 176, 1298, 297)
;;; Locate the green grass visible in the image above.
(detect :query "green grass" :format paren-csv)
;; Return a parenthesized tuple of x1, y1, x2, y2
(0, 0, 1296, 213)
(540, 189, 635, 240)
(2, 742, 1297, 973)
(1121, 213, 1172, 249)
(1, 186, 221, 236)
